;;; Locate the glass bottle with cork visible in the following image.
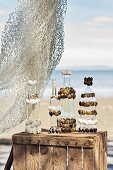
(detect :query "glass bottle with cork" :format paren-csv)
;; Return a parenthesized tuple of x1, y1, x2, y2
(48, 79, 61, 133)
(57, 70, 76, 132)
(78, 77, 98, 133)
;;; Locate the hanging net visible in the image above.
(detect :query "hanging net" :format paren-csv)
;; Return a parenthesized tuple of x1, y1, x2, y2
(0, 0, 67, 133)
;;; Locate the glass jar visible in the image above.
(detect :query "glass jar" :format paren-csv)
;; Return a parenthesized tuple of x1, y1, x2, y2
(57, 70, 76, 132)
(78, 77, 98, 133)
(25, 80, 41, 134)
(48, 79, 61, 133)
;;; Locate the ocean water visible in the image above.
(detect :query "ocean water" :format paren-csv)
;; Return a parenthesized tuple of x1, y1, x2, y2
(44, 69, 113, 98)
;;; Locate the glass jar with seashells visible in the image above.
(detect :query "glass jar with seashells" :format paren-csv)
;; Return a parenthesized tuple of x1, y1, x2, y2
(48, 79, 62, 133)
(57, 70, 76, 133)
(25, 80, 41, 134)
(78, 77, 98, 133)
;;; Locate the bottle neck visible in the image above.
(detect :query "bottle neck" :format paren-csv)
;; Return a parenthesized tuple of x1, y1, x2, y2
(85, 86, 92, 93)
(52, 79, 57, 97)
(63, 75, 71, 87)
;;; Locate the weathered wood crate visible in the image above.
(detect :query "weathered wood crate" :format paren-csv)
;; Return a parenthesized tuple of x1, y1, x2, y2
(12, 131, 107, 170)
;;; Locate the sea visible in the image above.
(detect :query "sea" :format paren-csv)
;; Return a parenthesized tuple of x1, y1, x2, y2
(44, 69, 113, 98)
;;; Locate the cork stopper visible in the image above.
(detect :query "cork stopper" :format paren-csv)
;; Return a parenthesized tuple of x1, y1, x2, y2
(62, 70, 71, 76)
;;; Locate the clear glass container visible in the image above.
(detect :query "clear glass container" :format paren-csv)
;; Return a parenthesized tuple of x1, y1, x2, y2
(57, 70, 76, 132)
(78, 77, 98, 133)
(25, 80, 41, 134)
(48, 79, 61, 133)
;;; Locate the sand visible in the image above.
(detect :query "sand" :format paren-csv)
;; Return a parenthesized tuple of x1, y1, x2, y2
(0, 97, 113, 139)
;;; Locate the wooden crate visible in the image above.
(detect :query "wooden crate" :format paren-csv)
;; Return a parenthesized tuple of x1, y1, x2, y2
(12, 131, 107, 170)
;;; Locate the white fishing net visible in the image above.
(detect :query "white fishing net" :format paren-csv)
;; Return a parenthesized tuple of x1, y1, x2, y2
(0, 0, 67, 133)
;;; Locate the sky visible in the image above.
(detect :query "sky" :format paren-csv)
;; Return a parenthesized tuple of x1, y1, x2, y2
(0, 0, 113, 67)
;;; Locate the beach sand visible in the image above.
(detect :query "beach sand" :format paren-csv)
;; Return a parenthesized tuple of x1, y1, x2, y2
(0, 97, 113, 139)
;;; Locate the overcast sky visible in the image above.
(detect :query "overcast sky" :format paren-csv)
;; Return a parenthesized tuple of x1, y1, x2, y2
(60, 0, 113, 67)
(0, 0, 113, 67)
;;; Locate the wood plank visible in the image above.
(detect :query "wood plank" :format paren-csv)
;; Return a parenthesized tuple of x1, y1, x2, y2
(12, 131, 107, 143)
(26, 145, 39, 170)
(13, 144, 26, 170)
(12, 132, 94, 148)
(26, 145, 53, 170)
(40, 145, 53, 170)
(93, 132, 107, 170)
(93, 135, 100, 170)
(103, 132, 107, 170)
(98, 132, 107, 170)
(99, 134, 104, 170)
(83, 148, 94, 170)
(68, 147, 82, 170)
(53, 146, 67, 170)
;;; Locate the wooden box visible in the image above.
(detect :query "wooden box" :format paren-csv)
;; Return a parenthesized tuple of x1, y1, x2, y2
(12, 131, 107, 170)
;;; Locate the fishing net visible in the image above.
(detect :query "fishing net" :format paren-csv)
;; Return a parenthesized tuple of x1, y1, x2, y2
(0, 0, 67, 133)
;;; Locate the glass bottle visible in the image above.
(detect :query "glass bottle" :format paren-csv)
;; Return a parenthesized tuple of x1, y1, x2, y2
(78, 77, 98, 133)
(57, 70, 76, 132)
(48, 79, 61, 133)
(25, 80, 41, 134)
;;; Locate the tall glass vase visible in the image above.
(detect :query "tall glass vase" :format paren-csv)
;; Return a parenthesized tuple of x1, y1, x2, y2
(25, 80, 41, 134)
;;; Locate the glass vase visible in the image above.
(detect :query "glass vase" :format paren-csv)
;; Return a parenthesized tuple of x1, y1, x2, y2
(25, 80, 41, 134)
(57, 70, 76, 132)
(48, 79, 61, 133)
(78, 77, 98, 133)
